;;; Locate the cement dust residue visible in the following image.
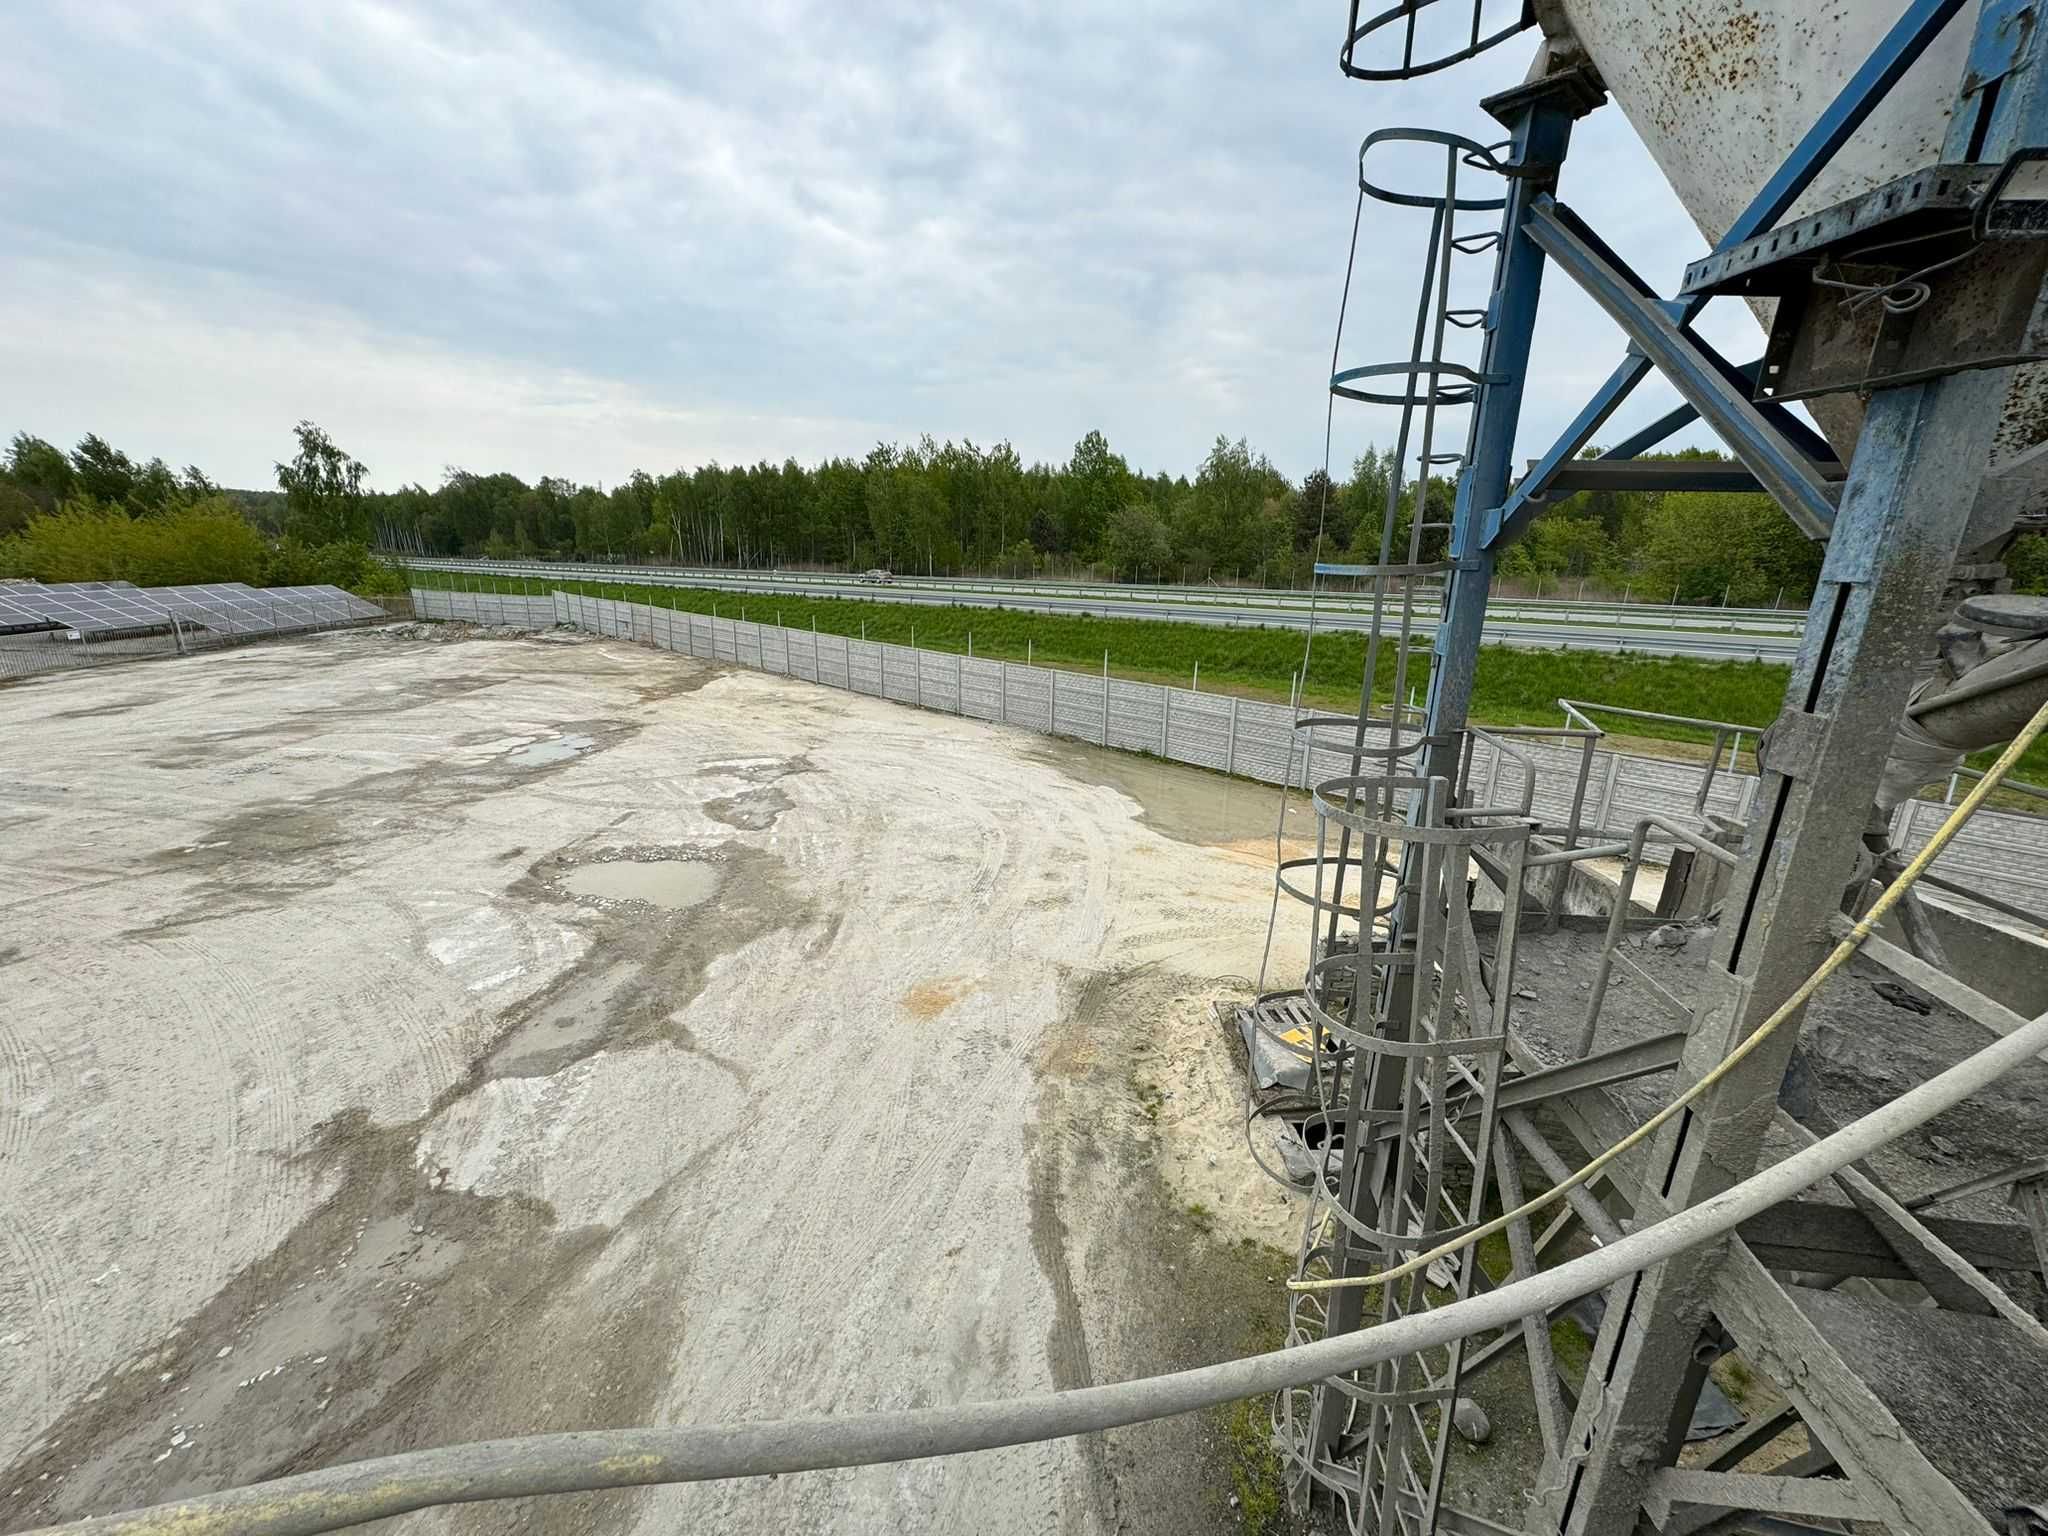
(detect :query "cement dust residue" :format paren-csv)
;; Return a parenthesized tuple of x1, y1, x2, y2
(1132, 983, 1307, 1252)
(903, 976, 978, 1020)
(3, 635, 1308, 1536)
(558, 859, 720, 911)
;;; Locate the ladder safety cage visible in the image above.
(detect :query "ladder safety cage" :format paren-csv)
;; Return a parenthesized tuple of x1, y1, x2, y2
(1340, 0, 1537, 83)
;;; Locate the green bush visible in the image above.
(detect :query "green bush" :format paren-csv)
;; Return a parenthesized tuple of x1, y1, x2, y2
(0, 498, 269, 585)
(263, 538, 406, 594)
(0, 501, 406, 597)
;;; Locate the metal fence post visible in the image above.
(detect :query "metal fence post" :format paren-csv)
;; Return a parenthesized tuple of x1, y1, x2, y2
(954, 651, 963, 713)
(1102, 650, 1110, 746)
(1000, 660, 1007, 723)
(1160, 684, 1170, 759)
(1226, 696, 1239, 778)
(1595, 752, 1622, 833)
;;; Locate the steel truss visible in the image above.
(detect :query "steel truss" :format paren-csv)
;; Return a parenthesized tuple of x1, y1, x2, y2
(1285, 1, 2048, 1533)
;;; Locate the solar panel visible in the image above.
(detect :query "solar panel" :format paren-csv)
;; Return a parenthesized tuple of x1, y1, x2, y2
(262, 585, 385, 621)
(148, 583, 269, 634)
(0, 591, 62, 635)
(19, 587, 181, 636)
(0, 580, 382, 639)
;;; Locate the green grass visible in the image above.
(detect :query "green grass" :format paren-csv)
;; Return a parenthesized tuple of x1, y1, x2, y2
(1549, 1318, 1593, 1386)
(1222, 1386, 1290, 1536)
(415, 570, 1787, 731)
(408, 570, 2048, 782)
(1711, 1352, 1756, 1406)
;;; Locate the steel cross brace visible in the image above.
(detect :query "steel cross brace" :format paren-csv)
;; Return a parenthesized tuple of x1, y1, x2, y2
(1480, 0, 1975, 550)
(1597, 359, 1839, 465)
(1519, 199, 1840, 539)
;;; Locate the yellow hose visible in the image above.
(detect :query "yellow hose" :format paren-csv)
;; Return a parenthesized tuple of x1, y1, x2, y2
(1291, 694, 2048, 1295)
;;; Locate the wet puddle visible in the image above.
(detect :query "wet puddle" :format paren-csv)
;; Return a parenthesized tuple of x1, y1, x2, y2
(506, 734, 595, 767)
(558, 859, 721, 911)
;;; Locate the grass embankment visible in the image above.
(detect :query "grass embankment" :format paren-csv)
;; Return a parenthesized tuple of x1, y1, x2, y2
(408, 571, 2048, 785)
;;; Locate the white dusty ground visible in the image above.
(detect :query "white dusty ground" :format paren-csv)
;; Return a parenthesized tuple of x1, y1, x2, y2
(0, 627, 1312, 1536)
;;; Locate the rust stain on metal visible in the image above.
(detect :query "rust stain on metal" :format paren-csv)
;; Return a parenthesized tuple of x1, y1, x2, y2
(1664, 0, 1770, 102)
(1994, 366, 2048, 462)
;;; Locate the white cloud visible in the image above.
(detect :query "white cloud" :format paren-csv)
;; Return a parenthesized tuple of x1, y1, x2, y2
(0, 0, 1760, 487)
(0, 256, 895, 487)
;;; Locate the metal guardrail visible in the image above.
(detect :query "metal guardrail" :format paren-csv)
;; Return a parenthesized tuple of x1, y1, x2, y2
(399, 556, 1809, 631)
(1559, 699, 1755, 821)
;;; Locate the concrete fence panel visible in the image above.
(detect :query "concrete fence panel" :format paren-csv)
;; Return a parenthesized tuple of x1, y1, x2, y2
(413, 587, 2048, 918)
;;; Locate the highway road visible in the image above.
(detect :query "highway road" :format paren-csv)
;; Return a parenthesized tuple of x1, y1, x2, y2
(404, 557, 1803, 661)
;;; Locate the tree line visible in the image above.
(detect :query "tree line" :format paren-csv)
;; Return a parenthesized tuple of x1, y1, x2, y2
(0, 424, 402, 593)
(345, 429, 1832, 606)
(19, 420, 2047, 607)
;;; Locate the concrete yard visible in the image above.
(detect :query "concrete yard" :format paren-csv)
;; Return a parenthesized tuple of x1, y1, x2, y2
(0, 627, 1312, 1535)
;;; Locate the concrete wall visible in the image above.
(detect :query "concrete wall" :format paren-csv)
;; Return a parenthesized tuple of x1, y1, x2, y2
(412, 586, 2048, 923)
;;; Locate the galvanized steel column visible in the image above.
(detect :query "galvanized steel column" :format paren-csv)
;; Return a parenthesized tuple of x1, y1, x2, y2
(1419, 82, 1591, 783)
(1532, 9, 2048, 1528)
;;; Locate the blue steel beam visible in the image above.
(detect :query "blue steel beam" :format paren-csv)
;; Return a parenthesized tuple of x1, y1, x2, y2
(1597, 389, 1716, 463)
(1484, 352, 1653, 546)
(1418, 93, 1581, 764)
(1693, 351, 1842, 467)
(1483, 0, 1971, 546)
(1521, 198, 1839, 538)
(1496, 357, 1830, 479)
(1721, 0, 1971, 254)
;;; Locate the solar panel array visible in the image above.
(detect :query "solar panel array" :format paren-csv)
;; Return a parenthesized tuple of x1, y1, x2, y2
(0, 581, 385, 638)
(0, 590, 61, 635)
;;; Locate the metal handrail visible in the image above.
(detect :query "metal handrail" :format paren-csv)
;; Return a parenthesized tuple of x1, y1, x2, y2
(1473, 724, 1603, 914)
(1943, 763, 2048, 805)
(1460, 725, 1539, 820)
(1577, 816, 1743, 1054)
(1559, 697, 1756, 820)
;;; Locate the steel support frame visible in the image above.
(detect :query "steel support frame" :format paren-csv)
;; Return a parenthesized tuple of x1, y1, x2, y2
(1480, 0, 1975, 548)
(1706, 1243, 1991, 1533)
(1524, 11, 2047, 1519)
(1528, 362, 2015, 1532)
(1416, 85, 1585, 777)
(1519, 200, 1840, 538)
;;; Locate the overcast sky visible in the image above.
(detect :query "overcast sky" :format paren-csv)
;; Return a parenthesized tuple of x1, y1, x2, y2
(0, 1, 1765, 491)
